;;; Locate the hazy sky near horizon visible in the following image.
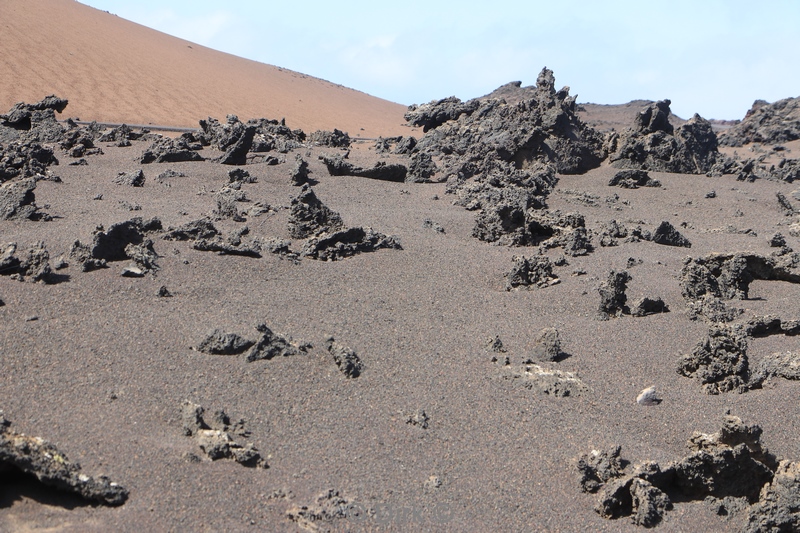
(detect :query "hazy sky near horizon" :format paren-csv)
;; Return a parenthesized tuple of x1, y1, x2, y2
(79, 1, 799, 120)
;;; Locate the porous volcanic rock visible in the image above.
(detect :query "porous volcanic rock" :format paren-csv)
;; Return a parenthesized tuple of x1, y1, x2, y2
(288, 184, 344, 239)
(199, 115, 304, 159)
(0, 142, 58, 183)
(196, 329, 254, 355)
(528, 327, 563, 362)
(300, 227, 402, 261)
(652, 221, 691, 247)
(608, 169, 661, 189)
(180, 401, 266, 468)
(70, 217, 162, 272)
(0, 95, 68, 144)
(290, 154, 310, 186)
(246, 323, 308, 362)
(630, 297, 669, 317)
(139, 137, 204, 164)
(608, 100, 719, 173)
(0, 178, 48, 220)
(505, 255, 559, 290)
(322, 153, 407, 182)
(0, 241, 52, 282)
(406, 68, 606, 246)
(719, 97, 800, 146)
(308, 129, 350, 148)
(584, 415, 786, 528)
(679, 252, 800, 302)
(113, 169, 145, 187)
(324, 336, 363, 378)
(162, 218, 220, 241)
(1, 95, 68, 129)
(409, 67, 605, 176)
(577, 446, 627, 494)
(677, 325, 749, 395)
(287, 489, 366, 530)
(598, 270, 631, 319)
(0, 411, 128, 505)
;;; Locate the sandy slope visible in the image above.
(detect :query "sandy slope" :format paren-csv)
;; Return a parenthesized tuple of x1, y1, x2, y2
(0, 0, 409, 137)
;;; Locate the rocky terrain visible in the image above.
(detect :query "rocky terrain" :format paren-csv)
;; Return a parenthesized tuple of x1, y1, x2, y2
(0, 69, 800, 531)
(2, 30, 800, 531)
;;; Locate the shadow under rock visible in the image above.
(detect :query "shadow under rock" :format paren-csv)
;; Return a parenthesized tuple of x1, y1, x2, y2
(0, 468, 93, 510)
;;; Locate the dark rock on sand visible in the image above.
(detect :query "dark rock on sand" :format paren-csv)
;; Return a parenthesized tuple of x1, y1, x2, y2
(598, 270, 631, 319)
(192, 238, 261, 257)
(288, 184, 344, 239)
(290, 155, 310, 186)
(677, 325, 749, 394)
(0, 96, 69, 145)
(1, 95, 68, 129)
(0, 411, 128, 505)
(287, 489, 366, 530)
(218, 125, 256, 165)
(300, 227, 402, 261)
(69, 218, 162, 272)
(406, 152, 438, 183)
(528, 327, 563, 362)
(749, 351, 800, 388)
(139, 137, 204, 164)
(406, 409, 430, 429)
(719, 97, 800, 147)
(680, 252, 800, 301)
(743, 460, 800, 532)
(608, 169, 661, 189)
(587, 415, 784, 528)
(98, 124, 149, 144)
(162, 218, 220, 241)
(422, 218, 445, 234)
(199, 115, 304, 156)
(405, 96, 481, 132)
(0, 241, 52, 282)
(608, 101, 719, 174)
(652, 221, 691, 247)
(322, 153, 408, 182)
(227, 168, 256, 184)
(113, 169, 145, 187)
(246, 323, 307, 362)
(0, 178, 48, 220)
(324, 336, 363, 378)
(308, 129, 350, 148)
(505, 255, 559, 290)
(393, 136, 417, 154)
(577, 446, 626, 494)
(406, 69, 606, 246)
(0, 142, 58, 183)
(196, 329, 255, 355)
(213, 185, 247, 222)
(180, 401, 266, 468)
(630, 297, 669, 317)
(411, 67, 604, 178)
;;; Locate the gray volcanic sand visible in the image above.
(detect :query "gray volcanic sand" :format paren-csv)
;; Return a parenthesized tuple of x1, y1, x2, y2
(2, 139, 800, 531)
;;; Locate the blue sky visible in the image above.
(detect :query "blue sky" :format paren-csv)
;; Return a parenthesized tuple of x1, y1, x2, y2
(79, 1, 799, 120)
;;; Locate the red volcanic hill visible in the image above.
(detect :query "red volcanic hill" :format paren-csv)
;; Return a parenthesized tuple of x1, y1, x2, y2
(0, 0, 409, 137)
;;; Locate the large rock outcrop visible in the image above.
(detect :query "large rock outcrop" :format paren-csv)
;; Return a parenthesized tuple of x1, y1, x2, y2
(719, 97, 800, 146)
(608, 100, 719, 173)
(407, 67, 606, 177)
(404, 68, 606, 248)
